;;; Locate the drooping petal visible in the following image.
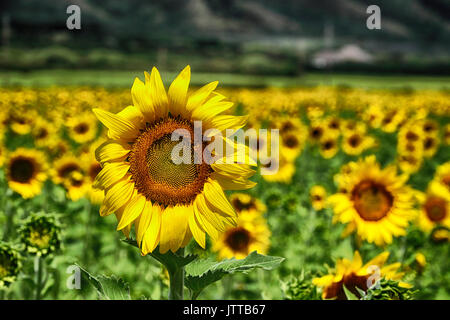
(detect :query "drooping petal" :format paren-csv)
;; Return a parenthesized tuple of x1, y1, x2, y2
(93, 162, 130, 190)
(95, 141, 130, 164)
(188, 206, 206, 248)
(203, 179, 236, 218)
(100, 177, 135, 217)
(135, 200, 153, 247)
(117, 192, 147, 230)
(159, 205, 189, 253)
(142, 204, 162, 254)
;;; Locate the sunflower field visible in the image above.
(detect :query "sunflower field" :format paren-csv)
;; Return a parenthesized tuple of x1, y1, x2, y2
(0, 69, 449, 301)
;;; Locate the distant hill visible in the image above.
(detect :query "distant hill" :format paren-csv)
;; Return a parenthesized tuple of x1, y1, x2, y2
(2, 0, 449, 47)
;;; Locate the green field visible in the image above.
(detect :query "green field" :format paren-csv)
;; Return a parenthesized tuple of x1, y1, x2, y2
(0, 70, 449, 89)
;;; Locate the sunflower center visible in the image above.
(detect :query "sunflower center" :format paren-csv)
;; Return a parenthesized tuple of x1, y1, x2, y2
(352, 180, 393, 221)
(406, 131, 419, 142)
(424, 137, 435, 150)
(37, 128, 48, 139)
(348, 134, 361, 147)
(10, 157, 36, 183)
(232, 198, 256, 212)
(74, 123, 89, 134)
(324, 273, 369, 300)
(424, 196, 447, 222)
(225, 227, 252, 253)
(89, 162, 102, 181)
(129, 117, 211, 207)
(310, 127, 323, 139)
(284, 135, 299, 148)
(58, 163, 80, 180)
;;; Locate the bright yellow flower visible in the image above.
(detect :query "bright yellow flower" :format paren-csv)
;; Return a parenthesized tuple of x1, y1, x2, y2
(229, 193, 266, 216)
(92, 66, 256, 254)
(313, 251, 410, 300)
(213, 210, 270, 260)
(5, 148, 48, 199)
(310, 185, 327, 211)
(415, 182, 450, 233)
(328, 156, 417, 246)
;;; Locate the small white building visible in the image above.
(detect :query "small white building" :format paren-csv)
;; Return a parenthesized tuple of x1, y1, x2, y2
(312, 44, 374, 68)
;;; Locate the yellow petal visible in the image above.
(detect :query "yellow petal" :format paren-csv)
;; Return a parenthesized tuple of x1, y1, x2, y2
(149, 67, 168, 119)
(203, 179, 236, 218)
(195, 193, 227, 232)
(117, 193, 147, 230)
(194, 197, 219, 241)
(117, 105, 144, 125)
(186, 81, 218, 112)
(192, 101, 233, 122)
(188, 207, 206, 248)
(205, 115, 248, 133)
(93, 162, 130, 190)
(168, 65, 190, 117)
(131, 78, 155, 122)
(135, 200, 153, 246)
(211, 172, 257, 190)
(142, 204, 162, 255)
(100, 177, 135, 217)
(95, 141, 130, 164)
(159, 205, 189, 254)
(93, 108, 139, 141)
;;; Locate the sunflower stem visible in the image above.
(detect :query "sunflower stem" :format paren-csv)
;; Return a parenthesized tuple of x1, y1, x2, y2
(168, 248, 184, 300)
(35, 255, 44, 300)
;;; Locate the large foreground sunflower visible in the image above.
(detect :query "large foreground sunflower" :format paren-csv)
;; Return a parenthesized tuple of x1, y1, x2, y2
(5, 148, 47, 199)
(313, 251, 410, 300)
(328, 156, 417, 246)
(93, 66, 256, 254)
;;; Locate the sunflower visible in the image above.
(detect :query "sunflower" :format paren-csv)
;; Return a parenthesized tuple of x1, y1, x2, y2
(63, 171, 90, 201)
(229, 193, 266, 216)
(31, 117, 59, 148)
(92, 66, 255, 254)
(280, 132, 304, 161)
(319, 135, 339, 159)
(432, 161, 450, 197)
(443, 124, 450, 145)
(310, 185, 327, 211)
(415, 182, 450, 233)
(0, 242, 21, 288)
(397, 153, 423, 175)
(328, 156, 417, 246)
(66, 112, 98, 144)
(19, 213, 62, 257)
(81, 140, 105, 205)
(313, 251, 410, 300)
(5, 148, 48, 199)
(51, 154, 83, 185)
(8, 109, 37, 135)
(274, 117, 304, 136)
(213, 210, 270, 259)
(260, 153, 295, 184)
(308, 120, 326, 143)
(422, 133, 439, 158)
(342, 131, 376, 156)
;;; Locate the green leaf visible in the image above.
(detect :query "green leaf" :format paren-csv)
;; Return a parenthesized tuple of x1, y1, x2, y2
(185, 251, 284, 298)
(343, 285, 359, 300)
(76, 265, 131, 300)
